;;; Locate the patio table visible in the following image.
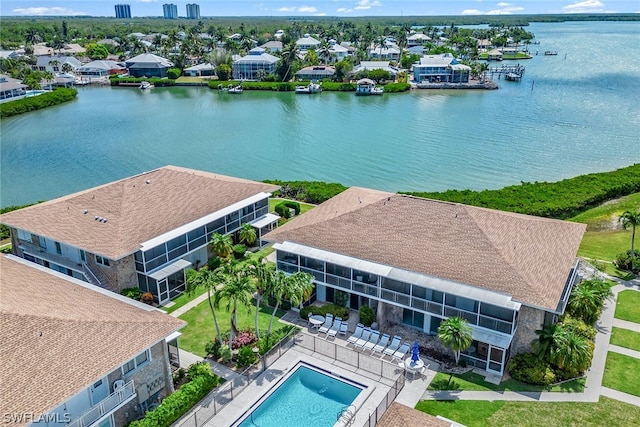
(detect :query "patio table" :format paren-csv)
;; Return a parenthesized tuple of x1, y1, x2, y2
(309, 315, 325, 331)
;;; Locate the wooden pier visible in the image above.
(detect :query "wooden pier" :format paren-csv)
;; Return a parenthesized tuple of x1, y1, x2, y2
(486, 65, 525, 80)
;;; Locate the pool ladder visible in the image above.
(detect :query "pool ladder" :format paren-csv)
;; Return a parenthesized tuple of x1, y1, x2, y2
(336, 405, 356, 426)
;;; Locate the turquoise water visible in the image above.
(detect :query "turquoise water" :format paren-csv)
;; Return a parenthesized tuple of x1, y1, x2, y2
(237, 365, 362, 427)
(1, 21, 639, 207)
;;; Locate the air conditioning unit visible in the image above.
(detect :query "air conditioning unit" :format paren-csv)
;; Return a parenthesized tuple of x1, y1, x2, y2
(113, 379, 125, 392)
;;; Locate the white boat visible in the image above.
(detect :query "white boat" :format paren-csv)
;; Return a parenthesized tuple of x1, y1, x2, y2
(544, 51, 558, 56)
(355, 79, 384, 96)
(227, 85, 243, 94)
(139, 81, 153, 90)
(295, 81, 321, 94)
(505, 72, 522, 81)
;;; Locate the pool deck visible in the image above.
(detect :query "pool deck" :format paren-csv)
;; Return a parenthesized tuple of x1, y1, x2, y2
(203, 317, 439, 427)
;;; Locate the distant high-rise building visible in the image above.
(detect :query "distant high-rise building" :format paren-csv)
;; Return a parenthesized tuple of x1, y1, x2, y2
(163, 3, 178, 19)
(114, 4, 131, 18)
(186, 3, 200, 19)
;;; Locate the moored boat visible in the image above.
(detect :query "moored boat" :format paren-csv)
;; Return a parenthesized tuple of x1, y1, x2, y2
(295, 81, 321, 94)
(355, 78, 384, 96)
(505, 72, 522, 81)
(544, 51, 558, 56)
(227, 85, 243, 94)
(139, 81, 153, 90)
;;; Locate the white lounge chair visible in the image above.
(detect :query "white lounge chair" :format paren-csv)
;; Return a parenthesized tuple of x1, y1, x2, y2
(363, 330, 381, 353)
(338, 322, 348, 337)
(372, 333, 390, 354)
(347, 323, 364, 345)
(382, 336, 401, 358)
(318, 314, 334, 335)
(392, 342, 411, 361)
(327, 320, 342, 339)
(354, 328, 372, 348)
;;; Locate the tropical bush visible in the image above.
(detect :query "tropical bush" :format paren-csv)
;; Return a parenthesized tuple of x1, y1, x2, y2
(166, 67, 181, 79)
(120, 287, 143, 301)
(359, 305, 376, 327)
(381, 82, 412, 92)
(236, 345, 257, 368)
(403, 163, 640, 219)
(257, 324, 298, 354)
(274, 200, 300, 218)
(129, 362, 219, 427)
(264, 180, 348, 204)
(300, 304, 349, 321)
(231, 329, 258, 350)
(508, 353, 556, 385)
(208, 80, 297, 91)
(0, 88, 77, 118)
(560, 315, 597, 341)
(205, 340, 222, 359)
(614, 250, 640, 274)
(567, 278, 613, 325)
(110, 77, 176, 87)
(232, 244, 247, 259)
(220, 344, 233, 363)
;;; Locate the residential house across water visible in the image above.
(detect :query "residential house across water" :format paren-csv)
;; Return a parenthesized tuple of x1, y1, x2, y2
(232, 47, 280, 80)
(264, 187, 585, 376)
(0, 166, 279, 305)
(413, 53, 471, 83)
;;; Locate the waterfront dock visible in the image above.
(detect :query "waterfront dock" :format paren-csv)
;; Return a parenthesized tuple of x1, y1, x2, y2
(486, 65, 525, 80)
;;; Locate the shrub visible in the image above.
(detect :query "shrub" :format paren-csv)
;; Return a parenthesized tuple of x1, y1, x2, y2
(359, 306, 376, 327)
(258, 325, 298, 354)
(0, 88, 77, 118)
(141, 292, 154, 304)
(167, 67, 181, 79)
(264, 180, 348, 204)
(110, 77, 176, 87)
(205, 340, 222, 359)
(129, 362, 219, 427)
(614, 250, 640, 274)
(381, 82, 411, 93)
(508, 353, 556, 385)
(560, 315, 596, 341)
(299, 304, 349, 321)
(231, 329, 258, 350)
(207, 256, 222, 271)
(335, 290, 349, 307)
(172, 368, 186, 387)
(220, 344, 233, 363)
(120, 287, 142, 301)
(274, 202, 291, 218)
(232, 244, 247, 259)
(236, 345, 257, 368)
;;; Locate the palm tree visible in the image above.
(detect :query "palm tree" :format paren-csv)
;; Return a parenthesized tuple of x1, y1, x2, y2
(567, 282, 602, 325)
(550, 329, 591, 374)
(317, 41, 331, 65)
(532, 323, 562, 361)
(209, 232, 233, 258)
(213, 260, 256, 342)
(265, 271, 313, 341)
(25, 29, 42, 46)
(619, 209, 640, 254)
(252, 261, 276, 340)
(185, 267, 223, 343)
(61, 63, 73, 74)
(238, 223, 257, 247)
(279, 41, 299, 82)
(437, 316, 472, 365)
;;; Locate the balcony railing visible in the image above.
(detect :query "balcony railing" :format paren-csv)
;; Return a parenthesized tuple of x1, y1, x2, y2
(67, 380, 136, 427)
(18, 240, 83, 272)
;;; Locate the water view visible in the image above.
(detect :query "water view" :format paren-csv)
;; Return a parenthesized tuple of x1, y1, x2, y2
(1, 21, 639, 207)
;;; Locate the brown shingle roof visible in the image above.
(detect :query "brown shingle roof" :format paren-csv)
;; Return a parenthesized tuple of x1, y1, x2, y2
(0, 166, 279, 259)
(377, 402, 451, 427)
(264, 187, 585, 311)
(0, 256, 185, 424)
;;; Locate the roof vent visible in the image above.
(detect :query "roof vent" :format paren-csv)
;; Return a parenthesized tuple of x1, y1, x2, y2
(102, 218, 108, 223)
(146, 179, 151, 184)
(84, 209, 89, 214)
(95, 216, 99, 221)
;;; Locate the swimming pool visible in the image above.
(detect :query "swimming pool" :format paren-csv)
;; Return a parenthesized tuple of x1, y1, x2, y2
(236, 363, 363, 427)
(24, 90, 46, 97)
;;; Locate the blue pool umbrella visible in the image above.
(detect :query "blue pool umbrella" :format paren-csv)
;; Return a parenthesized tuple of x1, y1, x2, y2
(411, 340, 420, 362)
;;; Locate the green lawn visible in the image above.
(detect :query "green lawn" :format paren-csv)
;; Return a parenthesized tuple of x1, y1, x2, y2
(614, 290, 640, 323)
(269, 198, 316, 216)
(416, 397, 640, 427)
(178, 299, 285, 357)
(160, 285, 207, 314)
(578, 230, 636, 263)
(571, 193, 640, 226)
(427, 371, 584, 393)
(602, 352, 640, 396)
(610, 327, 640, 352)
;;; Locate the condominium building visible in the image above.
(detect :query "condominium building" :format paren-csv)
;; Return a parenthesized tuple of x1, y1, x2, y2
(163, 3, 178, 19)
(186, 3, 200, 19)
(114, 4, 131, 18)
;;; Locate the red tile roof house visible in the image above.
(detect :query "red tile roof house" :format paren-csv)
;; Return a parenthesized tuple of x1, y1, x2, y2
(264, 187, 586, 376)
(0, 166, 279, 305)
(0, 255, 185, 427)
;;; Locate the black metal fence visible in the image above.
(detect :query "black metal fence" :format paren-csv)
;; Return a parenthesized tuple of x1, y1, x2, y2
(365, 375, 405, 426)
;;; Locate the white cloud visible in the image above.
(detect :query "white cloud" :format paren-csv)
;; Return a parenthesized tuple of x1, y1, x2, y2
(337, 7, 353, 13)
(278, 7, 296, 12)
(354, 0, 382, 10)
(462, 5, 524, 15)
(298, 6, 318, 13)
(562, 0, 605, 13)
(461, 9, 484, 15)
(314, 13, 327, 16)
(12, 7, 87, 16)
(497, 2, 510, 6)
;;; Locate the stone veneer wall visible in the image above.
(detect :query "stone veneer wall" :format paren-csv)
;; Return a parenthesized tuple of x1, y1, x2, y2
(112, 340, 174, 426)
(87, 254, 137, 293)
(510, 305, 545, 356)
(377, 301, 403, 329)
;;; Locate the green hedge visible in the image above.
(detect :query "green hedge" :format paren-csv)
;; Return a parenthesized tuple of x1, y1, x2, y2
(274, 200, 300, 218)
(381, 82, 411, 93)
(110, 77, 176, 87)
(0, 88, 77, 118)
(508, 353, 556, 385)
(128, 362, 219, 427)
(300, 304, 350, 321)
(264, 180, 348, 204)
(208, 80, 296, 91)
(402, 163, 640, 219)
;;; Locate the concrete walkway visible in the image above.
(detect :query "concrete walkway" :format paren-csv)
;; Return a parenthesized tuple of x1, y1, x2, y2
(168, 292, 210, 318)
(420, 278, 640, 407)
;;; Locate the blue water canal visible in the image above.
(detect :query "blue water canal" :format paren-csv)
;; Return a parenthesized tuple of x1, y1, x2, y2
(1, 21, 639, 207)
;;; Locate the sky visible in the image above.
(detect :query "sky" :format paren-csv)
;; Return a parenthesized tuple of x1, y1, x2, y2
(1, 0, 639, 17)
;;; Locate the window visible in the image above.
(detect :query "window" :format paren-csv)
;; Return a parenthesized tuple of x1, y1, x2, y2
(79, 250, 86, 262)
(55, 242, 62, 255)
(122, 349, 150, 375)
(95, 255, 110, 267)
